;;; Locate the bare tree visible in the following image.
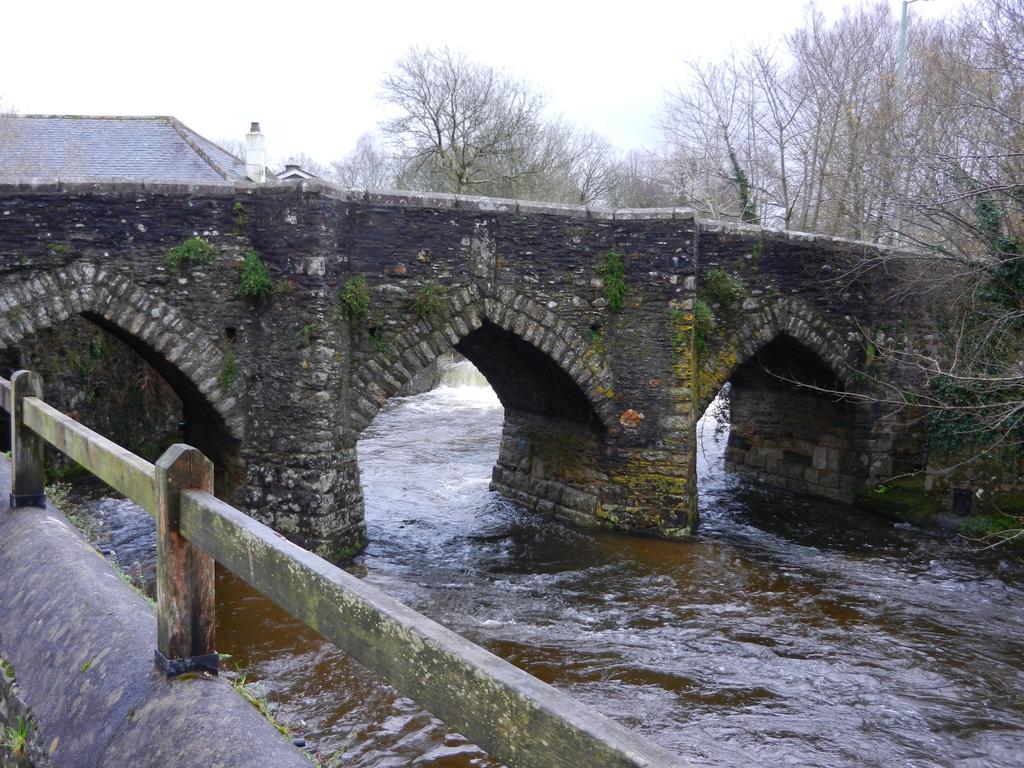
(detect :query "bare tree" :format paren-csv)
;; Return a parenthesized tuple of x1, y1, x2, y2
(380, 46, 548, 195)
(607, 150, 677, 209)
(661, 56, 765, 221)
(657, 0, 1023, 540)
(329, 133, 397, 190)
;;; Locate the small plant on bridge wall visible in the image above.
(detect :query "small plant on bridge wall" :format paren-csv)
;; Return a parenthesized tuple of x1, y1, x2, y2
(298, 321, 317, 348)
(232, 202, 247, 236)
(596, 250, 627, 312)
(587, 325, 606, 357)
(701, 268, 745, 308)
(339, 275, 370, 323)
(409, 282, 446, 319)
(165, 236, 218, 273)
(237, 251, 274, 301)
(368, 325, 389, 353)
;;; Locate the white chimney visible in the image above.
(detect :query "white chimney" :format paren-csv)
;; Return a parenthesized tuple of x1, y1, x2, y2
(245, 121, 266, 183)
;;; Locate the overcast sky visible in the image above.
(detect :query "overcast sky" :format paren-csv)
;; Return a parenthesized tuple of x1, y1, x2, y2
(3, 0, 964, 168)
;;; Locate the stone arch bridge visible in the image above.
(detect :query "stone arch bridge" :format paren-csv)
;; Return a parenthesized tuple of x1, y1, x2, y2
(0, 182, 934, 558)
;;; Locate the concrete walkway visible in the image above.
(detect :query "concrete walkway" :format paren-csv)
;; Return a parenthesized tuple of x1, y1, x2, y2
(0, 458, 309, 768)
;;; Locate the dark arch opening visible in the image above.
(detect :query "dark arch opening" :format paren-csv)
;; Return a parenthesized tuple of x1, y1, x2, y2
(700, 333, 861, 503)
(82, 313, 242, 494)
(454, 319, 604, 431)
(731, 334, 846, 394)
(1, 312, 240, 497)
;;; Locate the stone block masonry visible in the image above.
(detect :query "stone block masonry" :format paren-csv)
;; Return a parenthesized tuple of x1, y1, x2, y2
(0, 181, 938, 558)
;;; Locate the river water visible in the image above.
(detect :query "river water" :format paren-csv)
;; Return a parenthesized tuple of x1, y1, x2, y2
(90, 362, 1024, 767)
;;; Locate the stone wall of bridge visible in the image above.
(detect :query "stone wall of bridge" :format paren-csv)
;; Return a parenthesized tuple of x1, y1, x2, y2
(695, 220, 936, 500)
(0, 181, 934, 558)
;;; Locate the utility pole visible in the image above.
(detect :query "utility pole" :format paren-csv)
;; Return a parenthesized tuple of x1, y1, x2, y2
(898, 0, 919, 89)
(894, 0, 923, 243)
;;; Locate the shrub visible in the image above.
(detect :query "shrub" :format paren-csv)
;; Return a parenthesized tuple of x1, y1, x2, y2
(701, 268, 745, 307)
(165, 236, 217, 273)
(409, 282, 446, 319)
(237, 251, 274, 300)
(339, 276, 370, 322)
(597, 250, 627, 312)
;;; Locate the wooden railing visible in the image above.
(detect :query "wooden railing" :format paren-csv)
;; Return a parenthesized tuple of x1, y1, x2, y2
(0, 370, 689, 768)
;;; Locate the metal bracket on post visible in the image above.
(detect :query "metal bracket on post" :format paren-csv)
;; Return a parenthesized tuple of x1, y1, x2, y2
(9, 370, 45, 509)
(154, 650, 220, 677)
(155, 444, 218, 678)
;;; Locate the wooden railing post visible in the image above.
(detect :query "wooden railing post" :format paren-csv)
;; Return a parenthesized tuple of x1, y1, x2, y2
(9, 371, 45, 508)
(154, 444, 218, 677)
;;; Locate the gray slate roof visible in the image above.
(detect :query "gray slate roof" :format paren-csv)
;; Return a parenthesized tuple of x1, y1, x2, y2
(0, 115, 264, 184)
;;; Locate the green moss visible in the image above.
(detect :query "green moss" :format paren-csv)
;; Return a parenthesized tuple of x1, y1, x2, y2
(596, 250, 627, 312)
(165, 236, 218, 273)
(218, 348, 238, 391)
(956, 491, 1024, 549)
(314, 533, 367, 563)
(339, 275, 370, 323)
(47, 242, 70, 256)
(855, 476, 943, 522)
(692, 300, 714, 356)
(958, 512, 1021, 537)
(237, 251, 274, 301)
(409, 282, 446, 319)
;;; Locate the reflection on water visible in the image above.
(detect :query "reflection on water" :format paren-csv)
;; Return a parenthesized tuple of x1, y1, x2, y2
(152, 362, 1024, 766)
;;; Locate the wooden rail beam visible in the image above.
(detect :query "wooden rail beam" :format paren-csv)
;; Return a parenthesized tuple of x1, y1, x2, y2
(22, 396, 157, 513)
(180, 490, 691, 768)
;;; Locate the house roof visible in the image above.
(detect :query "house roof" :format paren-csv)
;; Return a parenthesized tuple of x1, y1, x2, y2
(0, 115, 270, 184)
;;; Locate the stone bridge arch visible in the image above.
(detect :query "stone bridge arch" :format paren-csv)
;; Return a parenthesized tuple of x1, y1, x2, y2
(0, 263, 244, 486)
(350, 285, 617, 434)
(347, 284, 623, 532)
(700, 296, 876, 502)
(698, 296, 858, 415)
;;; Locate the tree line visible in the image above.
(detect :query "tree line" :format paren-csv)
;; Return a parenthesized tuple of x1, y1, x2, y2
(307, 0, 1020, 265)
